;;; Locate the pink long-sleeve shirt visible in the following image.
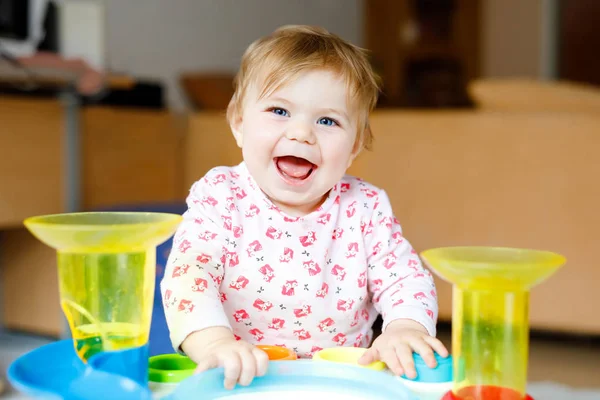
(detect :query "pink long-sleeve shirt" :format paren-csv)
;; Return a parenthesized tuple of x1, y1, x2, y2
(161, 162, 438, 358)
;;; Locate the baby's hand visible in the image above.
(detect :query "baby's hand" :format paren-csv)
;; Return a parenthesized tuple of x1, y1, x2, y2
(183, 328, 269, 389)
(358, 319, 448, 379)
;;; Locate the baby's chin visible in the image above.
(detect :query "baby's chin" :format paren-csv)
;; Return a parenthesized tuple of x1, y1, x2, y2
(268, 191, 330, 216)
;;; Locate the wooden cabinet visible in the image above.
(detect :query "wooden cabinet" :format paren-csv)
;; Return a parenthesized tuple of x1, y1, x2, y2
(0, 228, 63, 336)
(558, 0, 600, 86)
(0, 98, 185, 336)
(0, 97, 64, 229)
(0, 97, 64, 335)
(364, 0, 480, 107)
(81, 107, 186, 210)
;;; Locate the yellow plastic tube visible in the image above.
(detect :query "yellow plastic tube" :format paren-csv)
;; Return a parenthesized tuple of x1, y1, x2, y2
(421, 247, 565, 399)
(24, 212, 182, 362)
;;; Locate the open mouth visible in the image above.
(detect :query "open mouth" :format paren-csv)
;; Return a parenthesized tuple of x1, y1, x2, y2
(274, 156, 317, 183)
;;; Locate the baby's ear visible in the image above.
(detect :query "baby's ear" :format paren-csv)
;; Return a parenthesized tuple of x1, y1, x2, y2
(227, 100, 244, 148)
(350, 125, 370, 160)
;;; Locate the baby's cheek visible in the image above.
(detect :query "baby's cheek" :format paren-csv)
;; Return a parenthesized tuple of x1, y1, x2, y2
(321, 137, 356, 165)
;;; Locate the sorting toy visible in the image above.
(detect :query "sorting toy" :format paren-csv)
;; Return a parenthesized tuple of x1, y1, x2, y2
(7, 212, 566, 400)
(9, 341, 422, 399)
(168, 359, 418, 399)
(312, 347, 386, 371)
(397, 353, 453, 400)
(257, 344, 298, 361)
(22, 211, 183, 385)
(421, 246, 565, 400)
(148, 345, 299, 398)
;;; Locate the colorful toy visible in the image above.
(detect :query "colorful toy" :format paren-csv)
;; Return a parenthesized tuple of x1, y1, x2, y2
(257, 344, 298, 361)
(145, 346, 452, 399)
(7, 212, 566, 399)
(21, 211, 183, 385)
(312, 347, 386, 371)
(421, 246, 566, 400)
(311, 347, 453, 400)
(8, 340, 419, 399)
(8, 339, 150, 399)
(149, 354, 197, 383)
(168, 359, 417, 399)
(148, 345, 299, 398)
(397, 353, 453, 400)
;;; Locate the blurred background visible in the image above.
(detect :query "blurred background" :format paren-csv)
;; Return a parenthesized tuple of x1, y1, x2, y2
(0, 0, 599, 398)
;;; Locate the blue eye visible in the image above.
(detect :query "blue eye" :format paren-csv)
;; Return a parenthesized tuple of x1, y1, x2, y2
(271, 108, 289, 117)
(318, 117, 337, 127)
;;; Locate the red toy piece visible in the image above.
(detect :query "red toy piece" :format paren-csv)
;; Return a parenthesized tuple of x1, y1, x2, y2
(442, 385, 534, 400)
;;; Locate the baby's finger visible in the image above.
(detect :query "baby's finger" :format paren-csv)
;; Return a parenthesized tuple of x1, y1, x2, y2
(222, 353, 242, 390)
(237, 349, 258, 386)
(424, 336, 449, 358)
(395, 344, 416, 379)
(379, 347, 403, 376)
(252, 347, 270, 377)
(409, 338, 437, 369)
(358, 347, 378, 365)
(195, 354, 217, 373)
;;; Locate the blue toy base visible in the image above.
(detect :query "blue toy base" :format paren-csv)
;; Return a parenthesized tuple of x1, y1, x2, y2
(8, 339, 152, 400)
(9, 340, 420, 399)
(168, 360, 417, 399)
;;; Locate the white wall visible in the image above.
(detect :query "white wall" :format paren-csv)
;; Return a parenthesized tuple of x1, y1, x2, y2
(65, 0, 556, 109)
(481, 0, 558, 80)
(102, 0, 364, 110)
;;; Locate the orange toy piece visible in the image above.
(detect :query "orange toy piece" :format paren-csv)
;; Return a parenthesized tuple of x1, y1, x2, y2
(257, 345, 297, 361)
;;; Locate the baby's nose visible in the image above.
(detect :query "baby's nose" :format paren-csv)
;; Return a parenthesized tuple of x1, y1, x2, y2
(285, 121, 315, 144)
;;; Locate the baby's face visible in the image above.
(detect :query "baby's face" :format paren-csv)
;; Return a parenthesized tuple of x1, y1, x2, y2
(232, 69, 359, 216)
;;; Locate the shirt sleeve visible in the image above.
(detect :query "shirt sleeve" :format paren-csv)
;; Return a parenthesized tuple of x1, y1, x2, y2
(160, 178, 232, 353)
(366, 190, 438, 336)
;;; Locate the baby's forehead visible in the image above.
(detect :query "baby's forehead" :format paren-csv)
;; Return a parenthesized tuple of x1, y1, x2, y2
(251, 69, 361, 108)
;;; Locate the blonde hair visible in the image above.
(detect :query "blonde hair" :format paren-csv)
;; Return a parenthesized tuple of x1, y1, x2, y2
(227, 25, 381, 151)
